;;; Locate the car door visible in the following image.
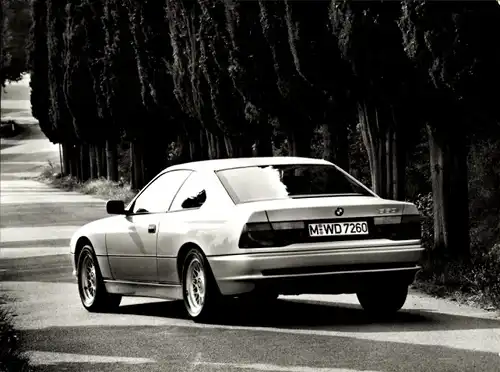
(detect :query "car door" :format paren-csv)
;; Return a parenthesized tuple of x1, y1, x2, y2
(155, 171, 208, 283)
(106, 169, 192, 282)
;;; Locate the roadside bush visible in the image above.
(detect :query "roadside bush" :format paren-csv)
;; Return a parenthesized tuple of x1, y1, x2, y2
(0, 306, 32, 372)
(412, 137, 500, 309)
(81, 178, 136, 204)
(467, 244, 500, 307)
(413, 192, 434, 250)
(37, 163, 137, 204)
(468, 138, 500, 254)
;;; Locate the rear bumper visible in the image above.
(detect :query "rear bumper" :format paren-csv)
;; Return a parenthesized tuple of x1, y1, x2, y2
(207, 241, 424, 295)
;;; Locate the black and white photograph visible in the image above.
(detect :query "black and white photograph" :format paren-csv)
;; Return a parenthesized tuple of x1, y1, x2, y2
(1, 1, 499, 371)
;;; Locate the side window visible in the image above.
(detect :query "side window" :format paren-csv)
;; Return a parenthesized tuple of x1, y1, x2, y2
(169, 172, 207, 211)
(131, 170, 192, 214)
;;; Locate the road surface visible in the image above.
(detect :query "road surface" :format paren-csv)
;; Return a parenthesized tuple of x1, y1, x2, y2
(1, 76, 500, 372)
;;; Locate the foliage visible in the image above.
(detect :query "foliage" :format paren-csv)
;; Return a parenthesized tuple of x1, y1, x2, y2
(24, 0, 500, 308)
(413, 192, 434, 250)
(46, 0, 74, 144)
(27, 0, 55, 143)
(330, 0, 419, 200)
(38, 162, 137, 204)
(63, 0, 106, 143)
(413, 137, 500, 308)
(399, 0, 500, 128)
(468, 138, 500, 254)
(1, 0, 31, 86)
(0, 304, 33, 372)
(100, 0, 144, 141)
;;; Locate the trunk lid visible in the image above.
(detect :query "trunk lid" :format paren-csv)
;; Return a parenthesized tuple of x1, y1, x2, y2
(243, 196, 409, 222)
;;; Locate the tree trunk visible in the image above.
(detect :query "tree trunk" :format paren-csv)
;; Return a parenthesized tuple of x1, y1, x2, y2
(73, 144, 82, 181)
(106, 140, 118, 182)
(69, 144, 78, 178)
(223, 136, 254, 158)
(214, 134, 227, 159)
(385, 126, 394, 199)
(187, 127, 202, 161)
(254, 113, 273, 157)
(358, 102, 385, 196)
(427, 124, 470, 261)
(80, 143, 90, 182)
(176, 133, 191, 164)
(130, 141, 145, 190)
(89, 144, 97, 179)
(394, 125, 406, 201)
(288, 127, 313, 158)
(101, 145, 108, 178)
(95, 143, 106, 179)
(142, 138, 167, 184)
(358, 102, 406, 200)
(61, 142, 71, 176)
(200, 129, 209, 160)
(206, 130, 216, 159)
(323, 123, 349, 171)
(223, 136, 234, 158)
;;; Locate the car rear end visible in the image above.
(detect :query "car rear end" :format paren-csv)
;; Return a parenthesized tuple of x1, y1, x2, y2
(208, 161, 425, 297)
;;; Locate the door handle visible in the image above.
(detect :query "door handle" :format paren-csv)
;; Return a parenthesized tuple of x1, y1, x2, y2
(148, 224, 156, 234)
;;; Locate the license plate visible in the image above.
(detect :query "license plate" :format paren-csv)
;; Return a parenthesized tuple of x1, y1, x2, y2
(308, 221, 369, 237)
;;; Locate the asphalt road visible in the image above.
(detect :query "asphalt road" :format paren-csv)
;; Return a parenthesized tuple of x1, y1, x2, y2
(1, 77, 500, 372)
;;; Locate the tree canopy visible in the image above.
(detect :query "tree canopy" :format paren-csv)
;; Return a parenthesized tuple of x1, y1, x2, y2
(1, 0, 31, 85)
(25, 0, 500, 267)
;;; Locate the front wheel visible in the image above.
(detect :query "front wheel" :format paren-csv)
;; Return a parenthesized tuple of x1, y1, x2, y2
(356, 284, 408, 317)
(182, 248, 221, 322)
(77, 246, 121, 312)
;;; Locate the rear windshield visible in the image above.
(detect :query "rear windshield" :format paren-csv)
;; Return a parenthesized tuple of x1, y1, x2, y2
(216, 164, 372, 204)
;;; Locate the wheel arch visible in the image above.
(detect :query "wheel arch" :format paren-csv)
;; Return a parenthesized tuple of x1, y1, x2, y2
(74, 236, 94, 270)
(176, 242, 203, 282)
(176, 242, 219, 288)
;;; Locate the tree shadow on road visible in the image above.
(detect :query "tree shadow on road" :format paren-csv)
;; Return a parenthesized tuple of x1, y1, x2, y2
(19, 322, 500, 372)
(0, 142, 17, 151)
(116, 297, 500, 333)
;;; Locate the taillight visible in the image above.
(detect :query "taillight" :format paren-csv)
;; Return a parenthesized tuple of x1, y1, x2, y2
(238, 221, 305, 249)
(373, 214, 422, 240)
(399, 214, 422, 240)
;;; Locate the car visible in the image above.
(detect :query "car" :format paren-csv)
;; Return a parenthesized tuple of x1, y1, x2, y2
(70, 156, 424, 322)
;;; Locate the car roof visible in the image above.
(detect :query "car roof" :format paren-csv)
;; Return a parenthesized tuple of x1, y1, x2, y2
(164, 156, 332, 173)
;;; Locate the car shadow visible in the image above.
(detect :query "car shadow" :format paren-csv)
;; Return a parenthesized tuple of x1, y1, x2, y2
(116, 297, 500, 333)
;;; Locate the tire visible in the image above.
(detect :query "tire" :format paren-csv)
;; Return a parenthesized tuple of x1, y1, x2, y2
(181, 248, 221, 322)
(356, 284, 408, 317)
(77, 245, 122, 312)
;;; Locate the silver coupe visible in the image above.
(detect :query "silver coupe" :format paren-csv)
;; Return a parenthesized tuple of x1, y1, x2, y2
(70, 156, 424, 322)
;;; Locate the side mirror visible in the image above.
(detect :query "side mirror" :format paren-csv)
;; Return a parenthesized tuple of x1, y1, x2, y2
(106, 200, 125, 215)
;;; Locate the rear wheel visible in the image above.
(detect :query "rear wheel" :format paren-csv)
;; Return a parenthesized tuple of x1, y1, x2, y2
(77, 246, 121, 312)
(182, 248, 221, 322)
(357, 284, 408, 317)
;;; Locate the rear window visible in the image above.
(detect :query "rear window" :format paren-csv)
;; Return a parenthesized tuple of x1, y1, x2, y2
(216, 164, 372, 204)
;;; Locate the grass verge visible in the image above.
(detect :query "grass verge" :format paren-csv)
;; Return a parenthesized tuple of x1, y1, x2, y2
(0, 300, 34, 372)
(37, 163, 138, 205)
(412, 249, 500, 312)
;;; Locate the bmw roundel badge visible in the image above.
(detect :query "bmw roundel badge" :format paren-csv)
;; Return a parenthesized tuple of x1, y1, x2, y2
(335, 207, 344, 217)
